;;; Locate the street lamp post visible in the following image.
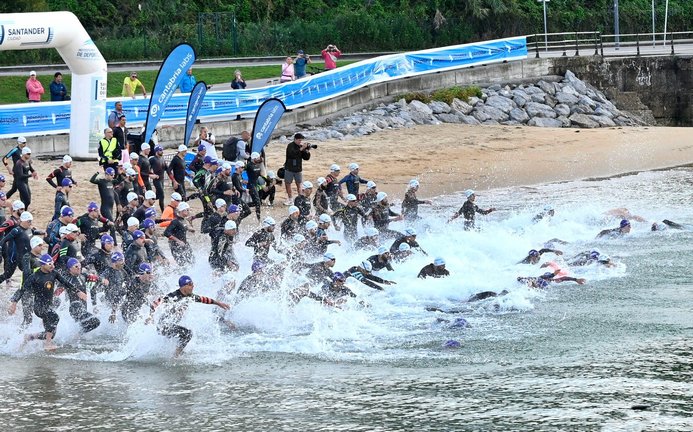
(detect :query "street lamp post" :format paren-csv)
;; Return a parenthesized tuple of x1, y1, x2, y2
(614, 0, 620, 49)
(652, 0, 656, 47)
(537, 0, 549, 52)
(663, 0, 669, 45)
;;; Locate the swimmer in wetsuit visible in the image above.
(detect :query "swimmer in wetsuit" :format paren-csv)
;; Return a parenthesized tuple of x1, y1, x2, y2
(518, 248, 563, 265)
(517, 271, 586, 289)
(596, 219, 631, 239)
(448, 189, 495, 230)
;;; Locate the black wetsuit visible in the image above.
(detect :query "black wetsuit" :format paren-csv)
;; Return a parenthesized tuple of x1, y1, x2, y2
(167, 154, 187, 199)
(457, 200, 492, 230)
(344, 266, 387, 290)
(367, 254, 394, 272)
(124, 242, 147, 274)
(46, 165, 74, 189)
(121, 276, 154, 323)
(0, 225, 32, 284)
(11, 269, 75, 338)
(333, 205, 367, 243)
(209, 234, 238, 272)
(13, 158, 34, 209)
(371, 203, 400, 238)
(389, 235, 423, 254)
(402, 189, 426, 221)
(102, 266, 128, 310)
(89, 172, 118, 222)
(305, 262, 334, 286)
(245, 160, 262, 218)
(152, 289, 216, 350)
(64, 272, 100, 333)
(163, 217, 193, 266)
(149, 155, 167, 212)
(137, 155, 152, 191)
(76, 213, 111, 258)
(245, 228, 276, 263)
(280, 216, 301, 240)
(16, 251, 42, 325)
(294, 195, 311, 221)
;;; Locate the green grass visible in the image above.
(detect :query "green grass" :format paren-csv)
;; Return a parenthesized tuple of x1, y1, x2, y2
(0, 60, 356, 105)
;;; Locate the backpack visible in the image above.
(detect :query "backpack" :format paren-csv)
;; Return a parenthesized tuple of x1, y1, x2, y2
(222, 137, 240, 161)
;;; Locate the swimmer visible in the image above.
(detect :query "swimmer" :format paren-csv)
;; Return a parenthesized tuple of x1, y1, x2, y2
(518, 248, 563, 265)
(417, 257, 449, 279)
(343, 260, 395, 291)
(532, 205, 555, 223)
(448, 189, 495, 230)
(425, 290, 510, 313)
(517, 271, 586, 289)
(604, 208, 647, 223)
(596, 219, 631, 239)
(651, 219, 690, 231)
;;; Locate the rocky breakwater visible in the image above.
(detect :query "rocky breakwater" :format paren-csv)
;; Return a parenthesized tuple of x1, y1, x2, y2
(283, 70, 649, 143)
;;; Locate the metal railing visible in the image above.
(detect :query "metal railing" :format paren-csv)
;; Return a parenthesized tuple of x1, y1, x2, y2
(527, 31, 693, 59)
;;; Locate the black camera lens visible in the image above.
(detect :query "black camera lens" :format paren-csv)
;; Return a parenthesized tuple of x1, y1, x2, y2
(310, 144, 318, 149)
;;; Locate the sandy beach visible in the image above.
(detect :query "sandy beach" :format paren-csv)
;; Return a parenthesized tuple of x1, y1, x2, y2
(14, 124, 692, 229)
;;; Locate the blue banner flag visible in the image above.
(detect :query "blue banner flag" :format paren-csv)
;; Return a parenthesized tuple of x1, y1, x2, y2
(183, 81, 208, 147)
(143, 43, 196, 144)
(250, 98, 287, 154)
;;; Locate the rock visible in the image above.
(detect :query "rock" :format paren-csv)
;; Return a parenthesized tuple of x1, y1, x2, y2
(561, 84, 579, 96)
(408, 100, 433, 116)
(564, 70, 588, 94)
(482, 120, 500, 125)
(555, 91, 579, 105)
(513, 94, 528, 108)
(509, 108, 529, 123)
(499, 89, 513, 98)
(451, 98, 474, 115)
(524, 85, 544, 95)
(570, 104, 593, 115)
(428, 101, 451, 114)
(476, 105, 509, 122)
(569, 113, 600, 128)
(481, 92, 488, 101)
(389, 116, 407, 127)
(485, 95, 516, 113)
(554, 103, 571, 117)
(528, 117, 564, 128)
(525, 102, 557, 118)
(370, 109, 387, 116)
(578, 96, 597, 109)
(556, 116, 571, 127)
(437, 113, 462, 123)
(488, 84, 502, 92)
(530, 93, 546, 103)
(329, 130, 344, 139)
(396, 98, 407, 108)
(613, 116, 636, 126)
(459, 114, 481, 125)
(375, 119, 389, 129)
(471, 109, 491, 123)
(544, 94, 557, 108)
(501, 120, 522, 126)
(538, 80, 556, 95)
(593, 106, 614, 118)
(590, 115, 616, 127)
(467, 96, 482, 106)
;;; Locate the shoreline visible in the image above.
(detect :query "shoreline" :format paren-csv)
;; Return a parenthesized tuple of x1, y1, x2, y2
(16, 124, 693, 227)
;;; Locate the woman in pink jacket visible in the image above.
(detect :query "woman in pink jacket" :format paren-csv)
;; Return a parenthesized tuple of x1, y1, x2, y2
(26, 71, 45, 102)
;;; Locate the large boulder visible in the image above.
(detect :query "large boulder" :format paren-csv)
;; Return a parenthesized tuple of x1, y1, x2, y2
(509, 108, 530, 123)
(564, 70, 588, 94)
(474, 104, 509, 122)
(530, 93, 547, 103)
(554, 103, 571, 117)
(437, 113, 462, 123)
(538, 80, 556, 95)
(408, 100, 433, 116)
(429, 101, 451, 114)
(451, 98, 474, 115)
(467, 96, 482, 106)
(590, 115, 616, 127)
(528, 117, 564, 128)
(485, 95, 516, 113)
(555, 91, 579, 105)
(513, 94, 528, 108)
(459, 114, 481, 125)
(525, 102, 557, 118)
(569, 113, 600, 128)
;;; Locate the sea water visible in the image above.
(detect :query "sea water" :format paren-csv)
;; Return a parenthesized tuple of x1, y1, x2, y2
(0, 167, 691, 431)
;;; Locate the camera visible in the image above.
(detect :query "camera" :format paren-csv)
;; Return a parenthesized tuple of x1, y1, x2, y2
(310, 144, 318, 149)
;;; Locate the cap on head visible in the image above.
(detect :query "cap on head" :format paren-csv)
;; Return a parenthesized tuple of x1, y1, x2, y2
(404, 227, 417, 237)
(61, 206, 74, 217)
(126, 168, 137, 176)
(598, 255, 611, 263)
(589, 250, 601, 259)
(267, 170, 276, 179)
(178, 275, 193, 287)
(318, 214, 331, 224)
(144, 190, 157, 200)
(365, 227, 379, 237)
(323, 252, 336, 262)
(399, 243, 411, 252)
(528, 249, 539, 257)
(130, 152, 139, 160)
(361, 260, 373, 272)
(123, 162, 132, 170)
(346, 194, 357, 202)
(317, 177, 327, 186)
(227, 204, 239, 214)
(30, 236, 44, 249)
(302, 180, 313, 189)
(105, 167, 115, 176)
(376, 191, 388, 202)
(221, 162, 232, 171)
(408, 179, 419, 189)
(177, 202, 191, 212)
(17, 136, 27, 144)
(171, 192, 182, 202)
(306, 220, 318, 230)
(20, 211, 33, 222)
(101, 234, 114, 244)
(39, 254, 54, 265)
(132, 230, 145, 240)
(197, 144, 206, 152)
(59, 226, 69, 236)
(224, 220, 237, 230)
(540, 272, 555, 280)
(544, 204, 554, 212)
(29, 71, 36, 76)
(263, 216, 276, 227)
(141, 143, 150, 151)
(620, 219, 631, 228)
(61, 178, 73, 188)
(330, 164, 340, 172)
(434, 257, 446, 266)
(66, 223, 79, 233)
(377, 246, 388, 255)
(142, 218, 155, 229)
(288, 205, 299, 215)
(127, 217, 140, 227)
(87, 202, 99, 212)
(12, 200, 25, 211)
(154, 145, 164, 152)
(144, 208, 157, 219)
(110, 252, 124, 263)
(214, 198, 226, 209)
(178, 144, 188, 152)
(250, 152, 261, 160)
(67, 258, 80, 269)
(366, 181, 377, 189)
(203, 155, 214, 165)
(0, 175, 5, 183)
(464, 189, 475, 198)
(22, 147, 32, 155)
(62, 155, 72, 164)
(251, 261, 265, 273)
(348, 163, 359, 171)
(333, 272, 346, 282)
(138, 263, 153, 274)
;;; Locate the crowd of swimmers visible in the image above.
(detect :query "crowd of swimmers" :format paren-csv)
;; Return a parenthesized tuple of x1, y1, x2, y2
(1, 135, 686, 356)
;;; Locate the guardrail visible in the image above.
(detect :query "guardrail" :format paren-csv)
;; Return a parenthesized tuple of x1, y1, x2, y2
(526, 31, 693, 58)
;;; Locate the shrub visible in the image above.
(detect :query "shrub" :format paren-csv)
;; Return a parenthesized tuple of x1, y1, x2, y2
(431, 86, 482, 104)
(402, 92, 431, 103)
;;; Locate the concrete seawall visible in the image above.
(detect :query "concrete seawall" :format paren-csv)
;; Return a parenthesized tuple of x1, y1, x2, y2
(4, 56, 691, 157)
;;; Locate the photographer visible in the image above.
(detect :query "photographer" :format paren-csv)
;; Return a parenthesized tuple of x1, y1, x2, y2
(231, 70, 246, 90)
(283, 133, 314, 205)
(294, 50, 311, 79)
(321, 44, 342, 71)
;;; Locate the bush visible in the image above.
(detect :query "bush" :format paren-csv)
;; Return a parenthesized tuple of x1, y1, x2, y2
(402, 92, 432, 104)
(431, 86, 482, 104)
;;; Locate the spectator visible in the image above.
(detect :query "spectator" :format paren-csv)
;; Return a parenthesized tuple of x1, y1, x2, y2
(26, 71, 45, 102)
(193, 126, 217, 159)
(113, 115, 129, 152)
(294, 50, 311, 79)
(321, 44, 342, 71)
(282, 133, 311, 205)
(98, 128, 121, 173)
(222, 131, 250, 162)
(280, 57, 295, 83)
(108, 101, 125, 129)
(231, 70, 246, 90)
(122, 71, 147, 99)
(178, 68, 196, 93)
(49, 72, 68, 102)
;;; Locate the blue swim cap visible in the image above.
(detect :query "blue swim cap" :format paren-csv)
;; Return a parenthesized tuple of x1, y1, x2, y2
(590, 250, 600, 259)
(87, 201, 99, 212)
(620, 219, 631, 228)
(144, 207, 157, 219)
(528, 249, 539, 257)
(105, 167, 115, 176)
(227, 204, 240, 214)
(67, 257, 80, 269)
(110, 252, 124, 263)
(251, 261, 265, 273)
(536, 278, 550, 289)
(203, 155, 213, 164)
(142, 218, 155, 229)
(132, 230, 144, 240)
(333, 272, 346, 282)
(540, 272, 555, 279)
(443, 340, 461, 348)
(61, 206, 74, 217)
(450, 318, 470, 329)
(39, 254, 54, 265)
(101, 234, 114, 244)
(178, 275, 193, 287)
(0, 175, 5, 182)
(61, 178, 73, 187)
(138, 263, 153, 274)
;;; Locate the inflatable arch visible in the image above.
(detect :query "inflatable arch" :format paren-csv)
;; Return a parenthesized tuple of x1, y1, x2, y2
(0, 11, 107, 158)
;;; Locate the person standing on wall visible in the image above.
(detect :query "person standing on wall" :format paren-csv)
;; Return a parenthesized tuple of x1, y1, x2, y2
(26, 71, 45, 103)
(294, 50, 311, 79)
(178, 68, 196, 93)
(122, 72, 147, 99)
(321, 45, 342, 71)
(49, 72, 69, 102)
